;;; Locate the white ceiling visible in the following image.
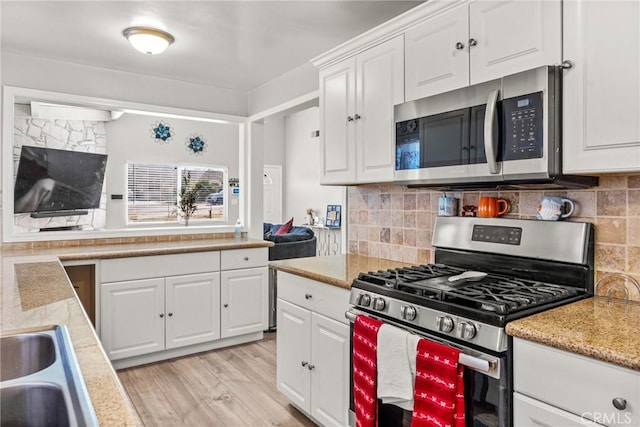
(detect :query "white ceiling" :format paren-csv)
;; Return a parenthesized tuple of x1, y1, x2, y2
(1, 1, 422, 92)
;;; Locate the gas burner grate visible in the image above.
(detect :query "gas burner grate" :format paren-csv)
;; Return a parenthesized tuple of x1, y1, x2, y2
(357, 264, 463, 290)
(443, 280, 579, 314)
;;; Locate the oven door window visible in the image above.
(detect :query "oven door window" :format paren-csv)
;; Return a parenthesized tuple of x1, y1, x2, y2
(369, 368, 508, 427)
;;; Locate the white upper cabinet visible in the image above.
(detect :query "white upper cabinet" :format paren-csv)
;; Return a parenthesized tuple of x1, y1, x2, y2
(319, 35, 404, 185)
(356, 36, 405, 183)
(468, 0, 561, 85)
(405, 0, 561, 101)
(405, 3, 470, 101)
(319, 59, 357, 184)
(562, 0, 640, 173)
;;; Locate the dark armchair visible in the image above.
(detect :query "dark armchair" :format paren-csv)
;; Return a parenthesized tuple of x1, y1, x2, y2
(263, 222, 317, 261)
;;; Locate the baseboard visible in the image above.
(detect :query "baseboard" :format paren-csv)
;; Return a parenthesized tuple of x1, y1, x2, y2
(111, 331, 263, 369)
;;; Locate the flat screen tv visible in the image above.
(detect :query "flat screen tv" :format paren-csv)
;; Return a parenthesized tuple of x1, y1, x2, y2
(13, 146, 108, 216)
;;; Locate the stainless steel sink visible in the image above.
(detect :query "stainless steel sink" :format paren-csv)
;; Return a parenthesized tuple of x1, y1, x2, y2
(0, 325, 98, 427)
(1, 383, 70, 426)
(1, 333, 56, 381)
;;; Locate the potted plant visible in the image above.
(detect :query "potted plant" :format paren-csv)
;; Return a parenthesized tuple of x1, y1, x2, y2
(178, 172, 205, 226)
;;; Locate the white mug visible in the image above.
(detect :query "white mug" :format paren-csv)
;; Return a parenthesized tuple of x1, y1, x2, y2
(537, 196, 575, 221)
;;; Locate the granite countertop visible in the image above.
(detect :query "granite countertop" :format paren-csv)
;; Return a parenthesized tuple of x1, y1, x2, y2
(0, 237, 272, 426)
(1, 237, 273, 260)
(269, 254, 412, 289)
(506, 297, 640, 371)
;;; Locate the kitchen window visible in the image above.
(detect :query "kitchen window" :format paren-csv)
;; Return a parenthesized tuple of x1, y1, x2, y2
(127, 163, 227, 224)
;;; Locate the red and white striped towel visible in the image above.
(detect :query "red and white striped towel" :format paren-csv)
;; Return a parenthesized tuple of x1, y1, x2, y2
(411, 338, 465, 427)
(353, 314, 383, 427)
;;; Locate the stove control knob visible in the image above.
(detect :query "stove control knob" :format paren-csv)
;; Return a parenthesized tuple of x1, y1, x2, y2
(458, 322, 477, 339)
(356, 293, 371, 307)
(373, 298, 386, 311)
(400, 305, 417, 321)
(436, 315, 455, 333)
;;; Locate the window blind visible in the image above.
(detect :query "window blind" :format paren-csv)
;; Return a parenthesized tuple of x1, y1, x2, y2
(127, 163, 227, 223)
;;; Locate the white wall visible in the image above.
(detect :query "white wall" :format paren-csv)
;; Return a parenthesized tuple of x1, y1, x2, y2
(248, 62, 318, 116)
(105, 113, 240, 229)
(2, 53, 247, 116)
(263, 116, 285, 166)
(283, 106, 345, 225)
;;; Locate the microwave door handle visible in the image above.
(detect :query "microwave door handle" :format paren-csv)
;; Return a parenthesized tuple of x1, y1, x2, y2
(484, 89, 501, 174)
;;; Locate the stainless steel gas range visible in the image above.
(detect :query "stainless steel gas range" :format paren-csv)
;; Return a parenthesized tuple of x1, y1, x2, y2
(345, 216, 594, 427)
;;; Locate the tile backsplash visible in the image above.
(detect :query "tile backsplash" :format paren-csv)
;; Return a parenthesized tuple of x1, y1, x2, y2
(347, 175, 640, 297)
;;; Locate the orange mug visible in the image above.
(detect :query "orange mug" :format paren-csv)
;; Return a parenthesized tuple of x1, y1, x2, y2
(478, 197, 510, 218)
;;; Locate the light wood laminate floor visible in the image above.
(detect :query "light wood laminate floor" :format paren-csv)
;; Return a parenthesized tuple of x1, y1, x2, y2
(118, 333, 316, 427)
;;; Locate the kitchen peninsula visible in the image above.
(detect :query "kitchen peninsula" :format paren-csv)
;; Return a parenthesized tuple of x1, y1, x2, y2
(0, 236, 273, 426)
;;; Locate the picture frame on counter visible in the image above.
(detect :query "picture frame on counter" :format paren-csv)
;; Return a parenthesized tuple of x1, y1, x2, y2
(325, 204, 341, 228)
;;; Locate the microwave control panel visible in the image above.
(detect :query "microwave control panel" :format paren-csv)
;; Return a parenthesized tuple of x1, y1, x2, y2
(502, 91, 543, 161)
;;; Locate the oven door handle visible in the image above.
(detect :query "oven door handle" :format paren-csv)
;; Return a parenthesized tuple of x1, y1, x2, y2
(484, 88, 501, 175)
(346, 310, 499, 378)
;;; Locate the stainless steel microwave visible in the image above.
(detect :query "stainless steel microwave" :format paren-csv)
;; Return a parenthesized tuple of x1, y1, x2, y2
(394, 66, 597, 189)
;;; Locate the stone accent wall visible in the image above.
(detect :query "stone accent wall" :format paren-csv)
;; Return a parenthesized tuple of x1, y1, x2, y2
(13, 118, 107, 233)
(347, 175, 640, 294)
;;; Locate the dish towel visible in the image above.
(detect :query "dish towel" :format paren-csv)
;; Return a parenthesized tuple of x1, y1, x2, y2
(411, 338, 465, 427)
(376, 323, 420, 410)
(353, 314, 383, 427)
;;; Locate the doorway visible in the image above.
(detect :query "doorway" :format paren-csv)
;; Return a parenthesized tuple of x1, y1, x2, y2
(263, 165, 282, 224)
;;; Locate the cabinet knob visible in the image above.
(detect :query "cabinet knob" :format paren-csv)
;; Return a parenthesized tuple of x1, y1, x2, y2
(469, 38, 478, 47)
(354, 114, 361, 120)
(224, 304, 229, 308)
(347, 116, 354, 122)
(455, 42, 464, 50)
(301, 361, 308, 367)
(168, 312, 173, 317)
(244, 257, 249, 261)
(612, 398, 627, 410)
(159, 313, 164, 318)
(559, 60, 574, 70)
(305, 293, 313, 300)
(307, 364, 315, 371)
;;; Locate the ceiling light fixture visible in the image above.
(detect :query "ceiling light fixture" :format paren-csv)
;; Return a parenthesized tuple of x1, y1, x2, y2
(123, 26, 174, 55)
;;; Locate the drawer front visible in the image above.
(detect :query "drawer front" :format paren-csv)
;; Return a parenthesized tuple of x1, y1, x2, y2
(514, 338, 639, 427)
(277, 272, 350, 323)
(101, 252, 220, 283)
(220, 248, 268, 270)
(514, 392, 604, 427)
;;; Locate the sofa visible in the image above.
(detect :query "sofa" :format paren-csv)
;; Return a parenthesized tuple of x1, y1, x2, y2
(263, 222, 317, 261)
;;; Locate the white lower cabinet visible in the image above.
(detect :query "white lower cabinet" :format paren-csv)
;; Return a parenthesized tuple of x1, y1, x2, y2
(514, 338, 639, 427)
(101, 272, 220, 360)
(514, 392, 603, 427)
(276, 272, 350, 427)
(165, 273, 221, 349)
(221, 267, 268, 338)
(99, 248, 269, 367)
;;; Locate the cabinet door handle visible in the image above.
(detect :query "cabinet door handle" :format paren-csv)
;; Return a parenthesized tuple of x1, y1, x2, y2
(307, 364, 315, 371)
(559, 60, 574, 70)
(168, 312, 173, 317)
(455, 42, 464, 50)
(304, 293, 312, 300)
(301, 361, 308, 367)
(159, 313, 164, 318)
(223, 304, 229, 308)
(354, 114, 361, 120)
(612, 397, 627, 410)
(347, 116, 354, 122)
(469, 38, 478, 47)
